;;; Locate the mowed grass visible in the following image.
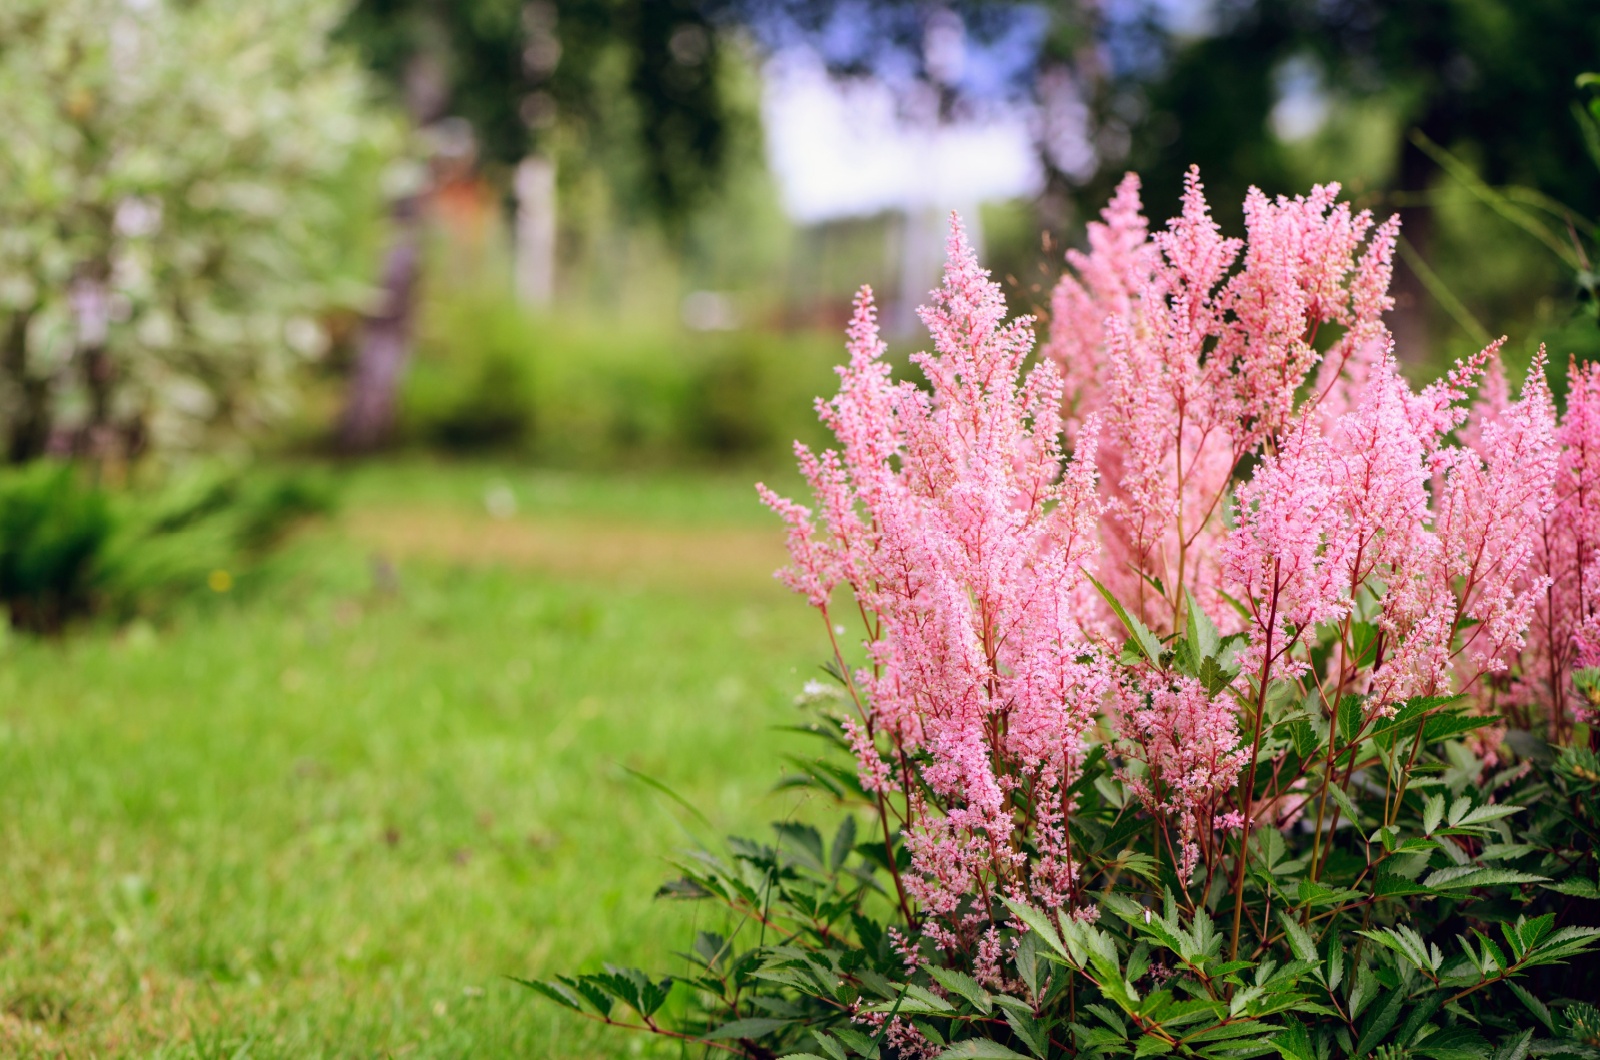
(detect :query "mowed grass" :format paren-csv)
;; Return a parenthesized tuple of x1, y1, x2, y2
(0, 459, 834, 1057)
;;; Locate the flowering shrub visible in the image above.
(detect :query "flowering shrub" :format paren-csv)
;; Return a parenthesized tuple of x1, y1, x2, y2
(529, 173, 1600, 1059)
(0, 0, 398, 460)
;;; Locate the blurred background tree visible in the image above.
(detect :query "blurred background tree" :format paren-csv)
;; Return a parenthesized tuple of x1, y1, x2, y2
(1111, 0, 1600, 372)
(709, 0, 1600, 368)
(8, 0, 1600, 471)
(0, 0, 397, 467)
(339, 0, 731, 222)
(333, 0, 740, 449)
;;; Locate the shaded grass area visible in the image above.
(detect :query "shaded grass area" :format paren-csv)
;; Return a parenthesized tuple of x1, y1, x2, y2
(0, 460, 830, 1056)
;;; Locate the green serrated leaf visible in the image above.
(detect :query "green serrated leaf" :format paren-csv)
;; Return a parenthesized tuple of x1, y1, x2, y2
(926, 966, 994, 1015)
(1348, 961, 1375, 1020)
(938, 1042, 1034, 1059)
(1451, 804, 1524, 829)
(1355, 986, 1406, 1056)
(1507, 981, 1554, 1034)
(1297, 879, 1362, 908)
(903, 983, 957, 1014)
(1187, 1020, 1277, 1044)
(1134, 1034, 1177, 1056)
(1271, 1017, 1316, 1060)
(515, 977, 585, 1011)
(705, 1017, 793, 1040)
(1277, 914, 1317, 964)
(774, 822, 828, 874)
(1338, 694, 1366, 746)
(1002, 898, 1073, 965)
(1414, 1025, 1490, 1060)
(1326, 944, 1344, 993)
(1003, 1005, 1050, 1058)
(1374, 873, 1431, 898)
(1491, 1029, 1534, 1060)
(1186, 587, 1223, 660)
(1421, 867, 1549, 891)
(1423, 793, 1446, 835)
(835, 1025, 882, 1057)
(1324, 780, 1364, 830)
(1290, 719, 1319, 758)
(1397, 994, 1445, 1049)
(1087, 571, 1165, 665)
(1421, 712, 1499, 743)
(1541, 878, 1600, 898)
(830, 815, 858, 873)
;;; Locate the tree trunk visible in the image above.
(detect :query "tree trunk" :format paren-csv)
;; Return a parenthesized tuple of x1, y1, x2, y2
(2, 308, 51, 464)
(68, 272, 123, 466)
(336, 47, 445, 456)
(337, 192, 424, 453)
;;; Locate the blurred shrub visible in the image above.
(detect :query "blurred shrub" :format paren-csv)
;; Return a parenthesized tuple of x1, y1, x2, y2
(402, 285, 842, 467)
(0, 464, 116, 632)
(0, 462, 334, 633)
(686, 341, 772, 456)
(403, 292, 535, 451)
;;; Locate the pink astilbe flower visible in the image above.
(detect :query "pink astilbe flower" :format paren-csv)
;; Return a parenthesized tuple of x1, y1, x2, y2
(1114, 671, 1249, 879)
(1044, 172, 1155, 436)
(1045, 168, 1402, 634)
(1322, 355, 1458, 712)
(1506, 357, 1600, 734)
(1093, 169, 1240, 631)
(1219, 343, 1558, 716)
(762, 218, 1108, 954)
(763, 176, 1575, 975)
(1438, 349, 1559, 676)
(1223, 418, 1348, 684)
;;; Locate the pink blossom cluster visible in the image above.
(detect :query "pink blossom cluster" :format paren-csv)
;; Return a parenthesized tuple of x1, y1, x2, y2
(1507, 359, 1600, 733)
(1054, 173, 1564, 717)
(762, 170, 1594, 965)
(1113, 671, 1247, 878)
(1044, 169, 1398, 634)
(760, 222, 1107, 962)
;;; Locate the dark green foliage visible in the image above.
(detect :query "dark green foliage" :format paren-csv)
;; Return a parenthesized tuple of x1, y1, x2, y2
(339, 0, 730, 224)
(428, 355, 535, 452)
(0, 463, 334, 632)
(684, 340, 777, 457)
(0, 463, 114, 632)
(528, 614, 1600, 1058)
(402, 287, 842, 465)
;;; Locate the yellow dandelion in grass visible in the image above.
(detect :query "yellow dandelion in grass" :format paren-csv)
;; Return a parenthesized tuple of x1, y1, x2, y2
(208, 569, 233, 593)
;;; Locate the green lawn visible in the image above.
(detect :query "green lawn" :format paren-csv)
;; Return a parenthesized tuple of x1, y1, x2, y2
(0, 459, 833, 1057)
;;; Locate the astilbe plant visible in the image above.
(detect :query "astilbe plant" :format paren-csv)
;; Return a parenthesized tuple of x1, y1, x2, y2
(528, 173, 1600, 1060)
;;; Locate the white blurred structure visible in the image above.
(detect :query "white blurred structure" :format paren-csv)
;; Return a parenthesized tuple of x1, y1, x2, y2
(514, 155, 557, 307)
(762, 51, 1042, 224)
(762, 49, 1042, 333)
(682, 290, 740, 331)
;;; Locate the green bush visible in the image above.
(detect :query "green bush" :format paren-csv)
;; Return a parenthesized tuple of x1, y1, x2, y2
(0, 0, 398, 460)
(0, 464, 116, 632)
(401, 286, 842, 466)
(528, 667, 1600, 1060)
(0, 462, 334, 632)
(403, 291, 537, 452)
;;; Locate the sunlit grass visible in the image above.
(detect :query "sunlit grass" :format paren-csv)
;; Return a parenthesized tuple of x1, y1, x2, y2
(0, 460, 831, 1057)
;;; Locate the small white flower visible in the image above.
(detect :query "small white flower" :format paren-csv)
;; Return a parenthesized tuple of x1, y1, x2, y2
(795, 679, 844, 706)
